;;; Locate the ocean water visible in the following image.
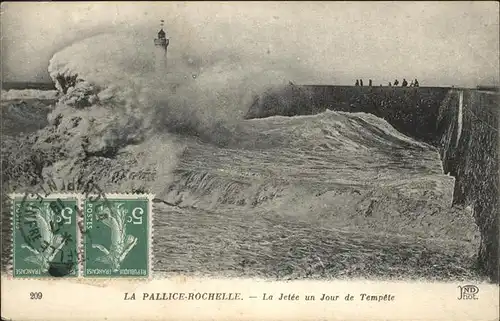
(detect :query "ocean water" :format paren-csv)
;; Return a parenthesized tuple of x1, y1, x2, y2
(1, 31, 481, 280)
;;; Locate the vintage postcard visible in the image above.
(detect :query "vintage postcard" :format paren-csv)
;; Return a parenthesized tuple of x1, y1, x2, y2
(1, 1, 499, 320)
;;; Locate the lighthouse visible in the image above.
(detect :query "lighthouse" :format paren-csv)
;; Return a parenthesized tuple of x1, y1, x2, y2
(154, 20, 169, 72)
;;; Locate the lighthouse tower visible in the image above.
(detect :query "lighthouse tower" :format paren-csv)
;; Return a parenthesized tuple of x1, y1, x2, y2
(154, 20, 169, 72)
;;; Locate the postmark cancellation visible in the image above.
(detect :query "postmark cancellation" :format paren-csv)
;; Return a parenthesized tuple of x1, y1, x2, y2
(10, 193, 80, 278)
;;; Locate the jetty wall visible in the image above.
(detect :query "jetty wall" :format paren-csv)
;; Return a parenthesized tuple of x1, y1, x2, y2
(436, 89, 499, 283)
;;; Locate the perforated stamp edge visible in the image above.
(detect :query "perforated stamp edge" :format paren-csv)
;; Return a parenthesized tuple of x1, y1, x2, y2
(82, 193, 155, 280)
(6, 193, 82, 280)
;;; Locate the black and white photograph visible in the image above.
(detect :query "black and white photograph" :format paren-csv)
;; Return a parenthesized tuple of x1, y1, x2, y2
(1, 1, 499, 319)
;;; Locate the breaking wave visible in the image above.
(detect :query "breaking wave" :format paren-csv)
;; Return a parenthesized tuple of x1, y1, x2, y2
(35, 31, 321, 193)
(1, 29, 477, 244)
(46, 31, 313, 150)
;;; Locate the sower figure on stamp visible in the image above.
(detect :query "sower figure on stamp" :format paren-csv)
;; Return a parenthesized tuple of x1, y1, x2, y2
(21, 203, 69, 272)
(13, 195, 79, 278)
(92, 203, 138, 272)
(84, 196, 150, 277)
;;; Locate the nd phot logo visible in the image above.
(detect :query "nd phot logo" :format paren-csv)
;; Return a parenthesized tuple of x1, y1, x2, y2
(457, 285, 479, 300)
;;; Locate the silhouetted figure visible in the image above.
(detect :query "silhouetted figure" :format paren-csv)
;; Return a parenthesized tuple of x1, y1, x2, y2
(414, 79, 419, 87)
(388, 82, 392, 87)
(394, 79, 399, 86)
(369, 79, 373, 87)
(360, 79, 364, 87)
(409, 80, 414, 87)
(355, 79, 360, 86)
(402, 79, 408, 87)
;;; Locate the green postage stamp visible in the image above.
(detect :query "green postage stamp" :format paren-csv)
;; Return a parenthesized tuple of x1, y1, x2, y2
(10, 193, 153, 278)
(12, 194, 79, 278)
(83, 194, 152, 278)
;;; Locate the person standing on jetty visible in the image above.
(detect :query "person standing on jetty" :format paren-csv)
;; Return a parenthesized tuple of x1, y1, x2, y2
(355, 79, 359, 86)
(394, 79, 399, 86)
(414, 79, 419, 87)
(360, 79, 364, 86)
(402, 79, 408, 87)
(369, 79, 373, 86)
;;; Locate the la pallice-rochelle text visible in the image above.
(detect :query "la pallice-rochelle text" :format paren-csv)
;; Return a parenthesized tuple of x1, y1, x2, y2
(124, 292, 243, 301)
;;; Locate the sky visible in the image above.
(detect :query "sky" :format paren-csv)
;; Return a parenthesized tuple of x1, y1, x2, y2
(1, 1, 499, 87)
